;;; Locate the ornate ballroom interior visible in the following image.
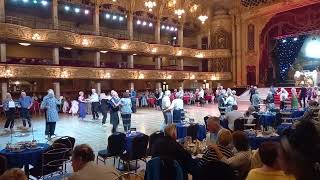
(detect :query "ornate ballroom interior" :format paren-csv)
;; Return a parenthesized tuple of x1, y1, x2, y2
(0, 0, 319, 98)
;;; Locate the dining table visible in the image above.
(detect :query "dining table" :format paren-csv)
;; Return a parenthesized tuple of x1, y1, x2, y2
(176, 122, 206, 141)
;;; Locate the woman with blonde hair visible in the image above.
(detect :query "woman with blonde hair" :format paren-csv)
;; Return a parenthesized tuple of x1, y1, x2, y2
(3, 93, 16, 131)
(0, 168, 27, 180)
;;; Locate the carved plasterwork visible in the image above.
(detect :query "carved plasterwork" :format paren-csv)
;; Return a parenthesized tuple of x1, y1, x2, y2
(0, 23, 231, 59)
(0, 64, 232, 81)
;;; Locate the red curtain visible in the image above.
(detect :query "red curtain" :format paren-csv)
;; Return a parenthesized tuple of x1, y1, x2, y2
(259, 3, 320, 83)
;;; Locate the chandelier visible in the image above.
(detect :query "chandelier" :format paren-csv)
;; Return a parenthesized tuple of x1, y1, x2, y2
(145, 1, 156, 12)
(174, 9, 185, 18)
(198, 15, 208, 24)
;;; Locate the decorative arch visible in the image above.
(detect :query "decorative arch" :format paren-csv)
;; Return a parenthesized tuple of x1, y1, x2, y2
(259, 3, 320, 83)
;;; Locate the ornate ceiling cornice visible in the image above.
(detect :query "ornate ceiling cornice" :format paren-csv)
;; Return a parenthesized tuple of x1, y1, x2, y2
(0, 64, 232, 81)
(0, 23, 231, 59)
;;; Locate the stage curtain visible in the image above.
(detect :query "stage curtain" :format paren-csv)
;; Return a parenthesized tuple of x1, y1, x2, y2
(259, 3, 320, 83)
(274, 36, 306, 82)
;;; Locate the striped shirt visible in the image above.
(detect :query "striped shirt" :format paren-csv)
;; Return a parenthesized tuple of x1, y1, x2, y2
(221, 150, 252, 169)
(198, 145, 233, 167)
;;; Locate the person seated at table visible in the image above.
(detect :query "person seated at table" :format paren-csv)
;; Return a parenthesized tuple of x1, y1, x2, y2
(68, 144, 119, 180)
(225, 105, 244, 131)
(151, 124, 192, 180)
(211, 131, 252, 179)
(165, 96, 184, 123)
(206, 116, 227, 143)
(246, 141, 295, 180)
(266, 91, 275, 111)
(278, 119, 320, 180)
(0, 168, 27, 180)
(198, 129, 234, 167)
(244, 106, 257, 124)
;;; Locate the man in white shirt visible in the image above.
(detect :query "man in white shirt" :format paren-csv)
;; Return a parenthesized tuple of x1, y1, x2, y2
(167, 96, 184, 123)
(89, 89, 100, 120)
(162, 90, 172, 124)
(199, 87, 205, 106)
(68, 144, 119, 180)
(225, 105, 244, 131)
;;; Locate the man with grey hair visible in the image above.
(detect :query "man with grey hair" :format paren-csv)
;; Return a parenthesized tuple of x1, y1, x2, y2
(162, 90, 172, 124)
(89, 89, 100, 120)
(18, 91, 33, 128)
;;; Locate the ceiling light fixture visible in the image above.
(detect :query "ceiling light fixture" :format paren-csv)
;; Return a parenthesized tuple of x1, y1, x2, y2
(63, 47, 72, 50)
(119, 16, 124, 21)
(74, 8, 80, 13)
(161, 25, 165, 29)
(132, 53, 137, 56)
(198, 15, 208, 24)
(112, 15, 117, 20)
(142, 21, 147, 26)
(148, 22, 153, 27)
(84, 9, 89, 15)
(105, 13, 110, 19)
(100, 50, 108, 53)
(137, 20, 141, 25)
(41, 0, 47, 6)
(64, 6, 70, 11)
(174, 9, 185, 18)
(145, 1, 156, 12)
(19, 42, 31, 46)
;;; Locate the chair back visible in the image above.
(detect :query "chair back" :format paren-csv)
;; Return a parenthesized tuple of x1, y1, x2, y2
(107, 132, 126, 156)
(53, 136, 75, 157)
(0, 155, 7, 175)
(148, 131, 164, 155)
(115, 172, 144, 180)
(145, 157, 183, 180)
(234, 118, 245, 131)
(131, 133, 149, 160)
(41, 148, 69, 177)
(187, 124, 199, 140)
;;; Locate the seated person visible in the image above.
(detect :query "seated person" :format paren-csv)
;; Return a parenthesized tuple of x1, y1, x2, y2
(206, 116, 227, 143)
(198, 128, 233, 167)
(68, 144, 119, 180)
(212, 131, 252, 178)
(244, 106, 257, 124)
(225, 105, 244, 131)
(0, 168, 27, 180)
(246, 142, 295, 180)
(151, 124, 192, 180)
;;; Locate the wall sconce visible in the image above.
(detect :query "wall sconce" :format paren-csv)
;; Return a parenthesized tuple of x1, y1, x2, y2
(32, 33, 41, 40)
(190, 74, 195, 79)
(138, 73, 145, 79)
(195, 53, 204, 58)
(60, 70, 70, 78)
(151, 48, 157, 53)
(103, 72, 111, 79)
(211, 75, 217, 80)
(82, 39, 89, 46)
(166, 74, 172, 79)
(176, 50, 182, 56)
(18, 42, 31, 46)
(121, 44, 128, 50)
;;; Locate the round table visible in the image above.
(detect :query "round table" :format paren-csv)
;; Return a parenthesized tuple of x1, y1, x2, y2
(176, 123, 206, 141)
(259, 113, 277, 127)
(0, 143, 50, 174)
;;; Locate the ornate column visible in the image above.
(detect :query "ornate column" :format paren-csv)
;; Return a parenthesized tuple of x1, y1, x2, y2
(52, 0, 58, 29)
(93, 2, 100, 35)
(96, 81, 101, 94)
(236, 16, 243, 86)
(127, 55, 134, 68)
(1, 80, 7, 102)
(53, 81, 60, 98)
(177, 59, 183, 71)
(230, 9, 237, 85)
(0, 0, 5, 23)
(52, 47, 59, 65)
(155, 19, 161, 43)
(208, 60, 212, 71)
(155, 56, 161, 70)
(197, 34, 202, 49)
(0, 43, 6, 62)
(94, 52, 100, 67)
(178, 24, 184, 47)
(127, 13, 133, 40)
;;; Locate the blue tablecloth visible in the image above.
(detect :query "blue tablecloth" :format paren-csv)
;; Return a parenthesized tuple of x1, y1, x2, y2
(277, 124, 292, 135)
(125, 132, 143, 155)
(0, 143, 50, 168)
(259, 113, 276, 127)
(176, 123, 206, 141)
(248, 136, 281, 149)
(291, 110, 305, 118)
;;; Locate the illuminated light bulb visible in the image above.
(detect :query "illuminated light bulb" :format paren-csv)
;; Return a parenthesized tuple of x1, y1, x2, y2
(74, 8, 80, 13)
(137, 20, 141, 25)
(166, 26, 170, 30)
(112, 15, 117, 20)
(148, 23, 153, 27)
(170, 27, 174, 31)
(100, 51, 108, 53)
(33, 0, 37, 4)
(19, 42, 31, 46)
(41, 0, 47, 6)
(84, 9, 89, 15)
(174, 28, 178, 31)
(63, 47, 72, 50)
(105, 13, 110, 19)
(119, 16, 124, 21)
(64, 6, 70, 11)
(22, 0, 28, 3)
(161, 25, 165, 29)
(142, 21, 147, 26)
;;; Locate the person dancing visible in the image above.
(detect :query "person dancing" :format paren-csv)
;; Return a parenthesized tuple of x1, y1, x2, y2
(18, 91, 33, 128)
(162, 90, 173, 124)
(41, 89, 60, 140)
(78, 91, 87, 120)
(109, 90, 120, 133)
(89, 89, 100, 120)
(100, 93, 111, 127)
(3, 93, 16, 131)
